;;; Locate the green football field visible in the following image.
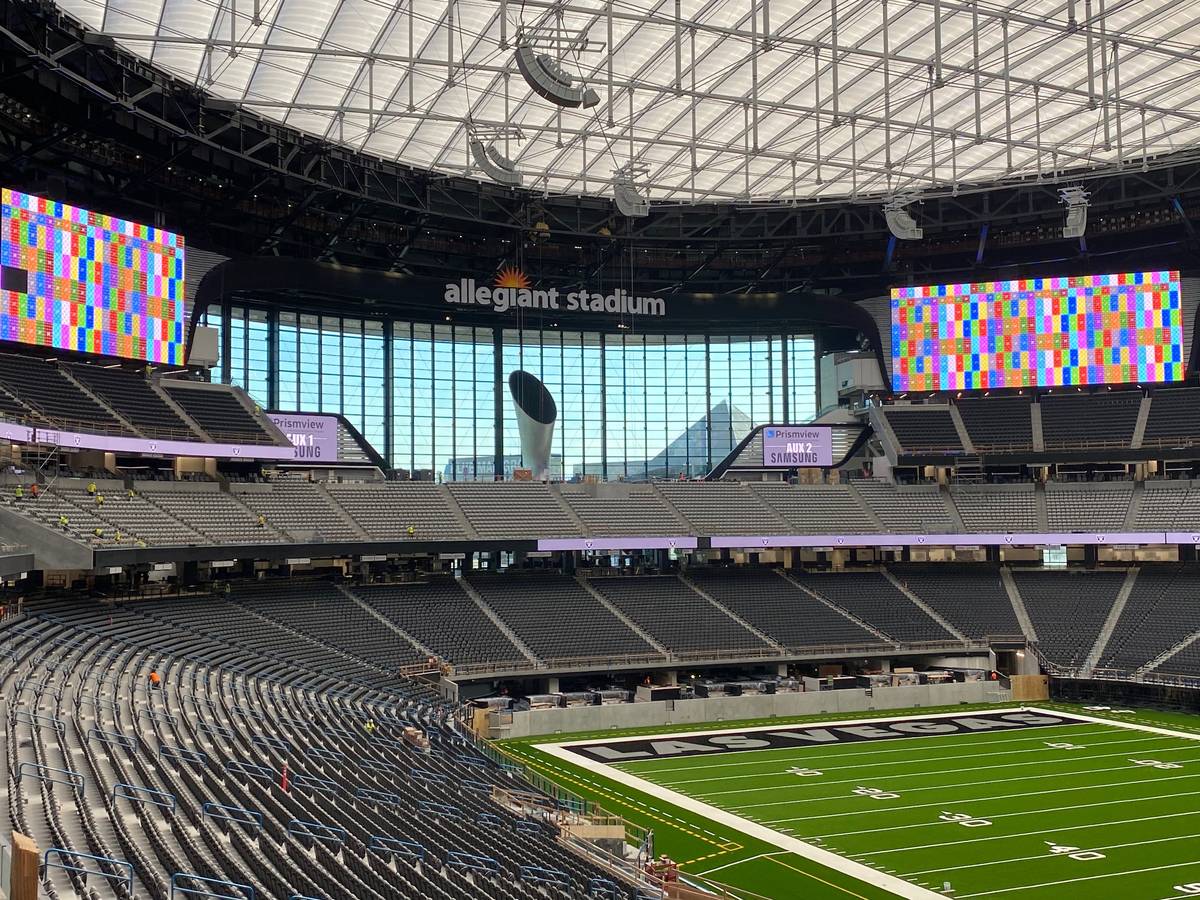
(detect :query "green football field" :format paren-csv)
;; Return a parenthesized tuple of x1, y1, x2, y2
(503, 703, 1200, 899)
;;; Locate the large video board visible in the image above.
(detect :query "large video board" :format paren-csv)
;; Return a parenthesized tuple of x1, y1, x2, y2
(0, 188, 186, 364)
(890, 271, 1183, 391)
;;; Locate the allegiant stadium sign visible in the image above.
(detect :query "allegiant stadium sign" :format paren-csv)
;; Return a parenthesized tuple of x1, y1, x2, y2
(444, 268, 666, 317)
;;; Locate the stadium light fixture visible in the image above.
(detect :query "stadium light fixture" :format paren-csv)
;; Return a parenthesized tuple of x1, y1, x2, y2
(883, 196, 923, 240)
(514, 42, 600, 109)
(1060, 186, 1090, 238)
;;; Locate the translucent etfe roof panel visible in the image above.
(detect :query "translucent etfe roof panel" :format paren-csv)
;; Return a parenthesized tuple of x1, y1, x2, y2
(59, 0, 1200, 203)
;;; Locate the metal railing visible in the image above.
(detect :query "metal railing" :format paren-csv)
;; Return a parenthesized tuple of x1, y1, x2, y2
(448, 638, 988, 677)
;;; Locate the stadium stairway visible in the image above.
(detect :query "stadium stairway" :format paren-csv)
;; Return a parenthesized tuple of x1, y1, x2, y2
(1143, 631, 1200, 676)
(335, 581, 441, 661)
(456, 579, 542, 666)
(573, 576, 670, 656)
(1082, 568, 1138, 672)
(1030, 401, 1045, 451)
(676, 574, 787, 653)
(777, 571, 897, 645)
(60, 367, 141, 435)
(999, 568, 1039, 643)
(880, 569, 967, 641)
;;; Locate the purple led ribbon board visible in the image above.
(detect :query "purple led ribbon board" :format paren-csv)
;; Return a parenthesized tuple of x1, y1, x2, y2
(762, 426, 833, 468)
(267, 413, 339, 462)
(538, 537, 699, 551)
(708, 532, 1170, 548)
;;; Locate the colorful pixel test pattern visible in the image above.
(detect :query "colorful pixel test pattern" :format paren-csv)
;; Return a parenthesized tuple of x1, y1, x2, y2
(891, 271, 1183, 391)
(0, 188, 186, 365)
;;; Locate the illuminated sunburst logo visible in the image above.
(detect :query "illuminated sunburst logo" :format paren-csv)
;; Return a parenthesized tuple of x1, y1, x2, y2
(494, 266, 531, 290)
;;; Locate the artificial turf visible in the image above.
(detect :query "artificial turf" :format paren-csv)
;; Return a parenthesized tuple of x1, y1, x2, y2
(500, 702, 1200, 899)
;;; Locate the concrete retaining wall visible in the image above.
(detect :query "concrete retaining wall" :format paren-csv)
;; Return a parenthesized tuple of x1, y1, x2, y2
(502, 681, 1011, 739)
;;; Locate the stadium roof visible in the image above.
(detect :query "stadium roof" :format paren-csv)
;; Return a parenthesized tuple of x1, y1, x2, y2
(55, 0, 1200, 204)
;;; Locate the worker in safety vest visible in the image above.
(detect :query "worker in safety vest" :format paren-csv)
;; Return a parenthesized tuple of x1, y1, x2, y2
(149, 670, 161, 690)
(14, 485, 22, 500)
(87, 481, 97, 495)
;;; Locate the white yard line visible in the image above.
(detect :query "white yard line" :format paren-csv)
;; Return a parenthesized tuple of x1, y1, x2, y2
(699, 742, 1200, 799)
(954, 858, 1200, 897)
(631, 725, 1121, 774)
(536, 741, 947, 900)
(808, 786, 1200, 838)
(903, 830, 1200, 876)
(850, 808, 1200, 858)
(777, 776, 1200, 825)
(662, 732, 1171, 786)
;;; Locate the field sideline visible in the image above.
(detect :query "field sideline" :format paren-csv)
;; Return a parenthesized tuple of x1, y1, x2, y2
(500, 702, 1200, 899)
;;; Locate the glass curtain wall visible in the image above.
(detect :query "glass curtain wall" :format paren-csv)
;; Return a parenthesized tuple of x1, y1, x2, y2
(209, 304, 816, 480)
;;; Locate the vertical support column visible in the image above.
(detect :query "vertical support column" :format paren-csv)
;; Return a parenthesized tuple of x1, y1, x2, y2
(599, 332, 608, 481)
(812, 329, 823, 419)
(219, 300, 232, 384)
(493, 326, 504, 479)
(383, 319, 394, 466)
(704, 335, 713, 470)
(781, 334, 790, 423)
(267, 306, 278, 410)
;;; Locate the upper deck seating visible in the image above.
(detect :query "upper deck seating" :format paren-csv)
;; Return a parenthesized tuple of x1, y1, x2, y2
(0, 354, 129, 433)
(1040, 392, 1140, 449)
(955, 396, 1033, 451)
(881, 408, 963, 452)
(69, 365, 197, 439)
(1141, 387, 1200, 447)
(161, 383, 279, 444)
